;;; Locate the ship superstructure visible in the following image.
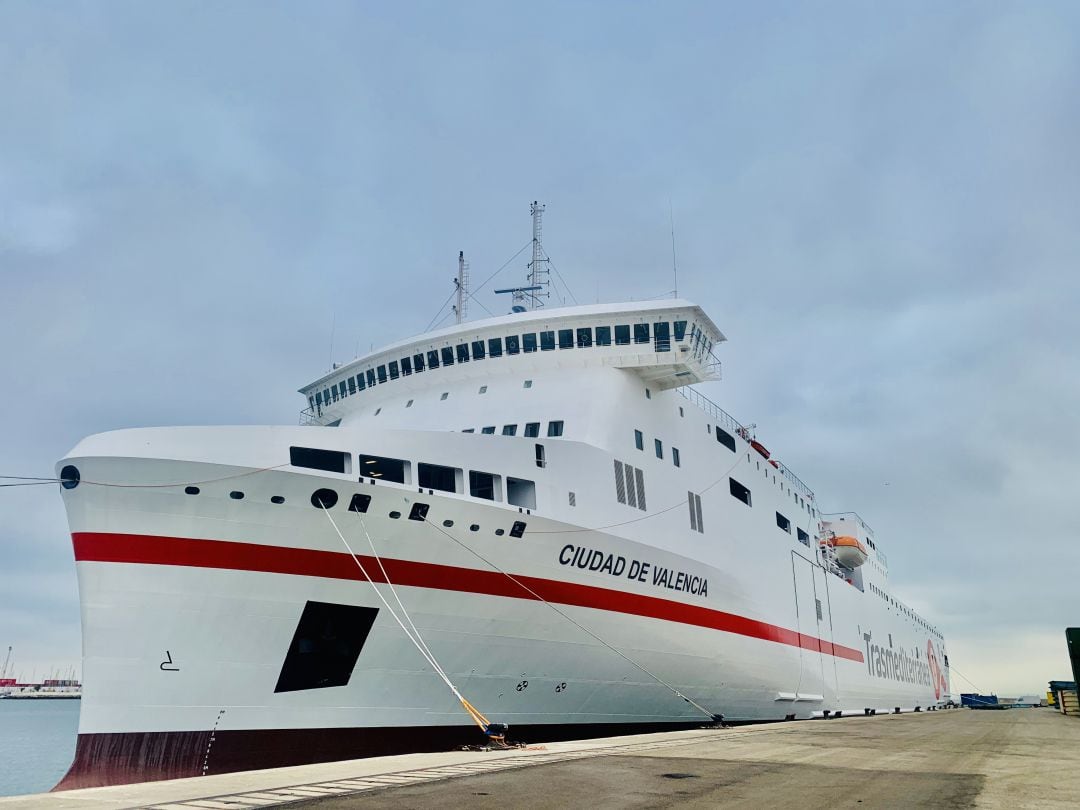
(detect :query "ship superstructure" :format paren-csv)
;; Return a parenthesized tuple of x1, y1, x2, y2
(54, 208, 949, 789)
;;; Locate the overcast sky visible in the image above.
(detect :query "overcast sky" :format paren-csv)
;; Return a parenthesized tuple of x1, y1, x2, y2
(2, 1, 1078, 696)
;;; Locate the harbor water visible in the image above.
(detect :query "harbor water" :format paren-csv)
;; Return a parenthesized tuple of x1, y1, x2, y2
(0, 700, 78, 796)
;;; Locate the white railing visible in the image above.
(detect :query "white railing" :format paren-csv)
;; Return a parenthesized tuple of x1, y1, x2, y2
(677, 386, 816, 502)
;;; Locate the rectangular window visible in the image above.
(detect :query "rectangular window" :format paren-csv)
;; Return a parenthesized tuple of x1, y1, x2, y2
(507, 477, 537, 509)
(506, 335, 521, 354)
(456, 344, 470, 363)
(388, 361, 399, 380)
(347, 377, 356, 394)
(654, 438, 663, 459)
(522, 333, 537, 353)
(576, 327, 592, 347)
(776, 512, 791, 533)
(535, 443, 546, 468)
(488, 337, 503, 357)
(401, 356, 412, 375)
(715, 426, 737, 453)
(729, 477, 752, 507)
(634, 429, 644, 451)
(672, 447, 681, 467)
(481, 426, 496, 434)
(614, 324, 631, 345)
(547, 420, 564, 437)
(540, 330, 555, 351)
(338, 381, 347, 398)
(290, 447, 351, 474)
(357, 374, 366, 391)
(413, 353, 425, 372)
(426, 350, 440, 369)
(524, 422, 540, 438)
(595, 325, 612, 346)
(331, 388, 339, 402)
(634, 323, 650, 344)
(315, 391, 323, 406)
(558, 328, 574, 349)
(366, 370, 376, 387)
(471, 340, 485, 360)
(358, 454, 408, 484)
(377, 365, 387, 383)
(674, 320, 687, 341)
(654, 321, 670, 352)
(502, 424, 517, 436)
(469, 470, 501, 501)
(418, 462, 459, 493)
(441, 346, 455, 366)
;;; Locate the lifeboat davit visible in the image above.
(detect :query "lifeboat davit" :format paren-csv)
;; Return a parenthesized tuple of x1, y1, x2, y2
(821, 535, 868, 569)
(750, 440, 770, 459)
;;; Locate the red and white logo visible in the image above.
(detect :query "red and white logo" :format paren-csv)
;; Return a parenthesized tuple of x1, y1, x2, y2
(927, 640, 946, 700)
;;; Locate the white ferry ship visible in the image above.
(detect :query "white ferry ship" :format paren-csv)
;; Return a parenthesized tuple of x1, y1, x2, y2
(55, 205, 950, 788)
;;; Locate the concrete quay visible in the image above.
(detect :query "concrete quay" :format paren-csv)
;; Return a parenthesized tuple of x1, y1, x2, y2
(3, 709, 1079, 809)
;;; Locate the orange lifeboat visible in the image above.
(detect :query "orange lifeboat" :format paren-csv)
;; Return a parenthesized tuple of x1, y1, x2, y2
(821, 535, 868, 569)
(768, 459, 780, 469)
(750, 440, 770, 459)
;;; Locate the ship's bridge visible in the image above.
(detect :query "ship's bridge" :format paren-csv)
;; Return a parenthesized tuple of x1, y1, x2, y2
(299, 300, 724, 425)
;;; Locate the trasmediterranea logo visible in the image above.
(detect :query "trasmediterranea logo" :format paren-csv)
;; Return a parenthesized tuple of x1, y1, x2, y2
(927, 641, 947, 700)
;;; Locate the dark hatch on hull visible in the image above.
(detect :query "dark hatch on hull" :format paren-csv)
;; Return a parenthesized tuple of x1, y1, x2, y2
(274, 601, 379, 693)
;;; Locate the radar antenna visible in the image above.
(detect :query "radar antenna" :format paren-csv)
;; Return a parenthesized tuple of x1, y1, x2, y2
(496, 200, 551, 312)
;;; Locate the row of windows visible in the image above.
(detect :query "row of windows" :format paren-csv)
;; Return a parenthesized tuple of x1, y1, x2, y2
(462, 420, 564, 438)
(869, 582, 941, 638)
(311, 319, 710, 413)
(633, 429, 681, 468)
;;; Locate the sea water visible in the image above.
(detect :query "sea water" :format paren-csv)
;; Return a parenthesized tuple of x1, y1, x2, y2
(0, 700, 79, 796)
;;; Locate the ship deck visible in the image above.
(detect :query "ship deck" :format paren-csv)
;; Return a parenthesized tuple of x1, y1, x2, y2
(6, 709, 1080, 809)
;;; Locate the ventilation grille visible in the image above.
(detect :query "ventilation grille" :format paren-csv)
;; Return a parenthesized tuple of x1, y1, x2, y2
(614, 459, 646, 512)
(688, 491, 704, 533)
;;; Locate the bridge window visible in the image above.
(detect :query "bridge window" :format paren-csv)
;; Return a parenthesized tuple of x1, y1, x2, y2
(558, 329, 574, 349)
(524, 422, 540, 438)
(413, 353, 425, 372)
(523, 333, 538, 353)
(356, 374, 366, 391)
(634, 323, 650, 344)
(388, 361, 399, 380)
(506, 335, 521, 354)
(339, 381, 348, 398)
(366, 370, 376, 387)
(729, 477, 752, 507)
(347, 377, 356, 394)
(674, 320, 687, 341)
(547, 420, 564, 437)
(502, 424, 517, 436)
(488, 337, 503, 357)
(654, 322, 671, 352)
(427, 350, 440, 369)
(482, 426, 496, 434)
(418, 462, 460, 493)
(401, 357, 412, 375)
(540, 331, 556, 351)
(595, 325, 612, 346)
(377, 365, 387, 383)
(441, 347, 454, 366)
(614, 324, 631, 345)
(456, 344, 470, 363)
(472, 340, 485, 359)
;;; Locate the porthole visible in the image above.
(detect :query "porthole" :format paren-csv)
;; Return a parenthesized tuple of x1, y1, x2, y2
(469, 524, 480, 532)
(185, 486, 200, 495)
(389, 511, 402, 519)
(271, 495, 285, 504)
(495, 528, 505, 536)
(60, 465, 80, 490)
(230, 491, 244, 500)
(442, 519, 454, 527)
(310, 488, 338, 509)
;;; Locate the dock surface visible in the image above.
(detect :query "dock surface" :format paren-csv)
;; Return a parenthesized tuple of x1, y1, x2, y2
(4, 709, 1079, 809)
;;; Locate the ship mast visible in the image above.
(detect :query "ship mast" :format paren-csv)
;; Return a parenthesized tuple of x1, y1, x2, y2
(452, 250, 469, 324)
(496, 201, 550, 312)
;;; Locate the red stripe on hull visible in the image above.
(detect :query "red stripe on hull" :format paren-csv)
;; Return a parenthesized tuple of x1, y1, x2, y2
(72, 531, 864, 663)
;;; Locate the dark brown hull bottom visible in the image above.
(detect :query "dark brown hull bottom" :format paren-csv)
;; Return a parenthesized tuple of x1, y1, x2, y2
(54, 720, 703, 790)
